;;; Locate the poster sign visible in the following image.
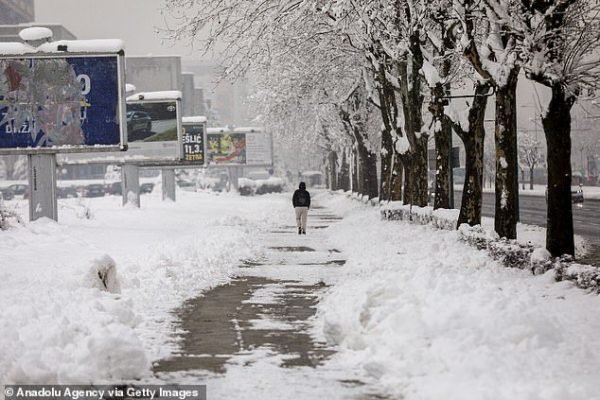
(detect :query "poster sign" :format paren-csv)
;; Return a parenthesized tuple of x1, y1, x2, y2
(207, 131, 246, 165)
(207, 127, 272, 166)
(182, 117, 206, 164)
(0, 54, 124, 152)
(246, 131, 272, 165)
(57, 96, 182, 164)
(126, 101, 178, 143)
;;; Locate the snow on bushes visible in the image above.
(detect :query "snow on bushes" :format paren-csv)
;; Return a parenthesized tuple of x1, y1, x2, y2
(378, 197, 600, 292)
(0, 204, 23, 230)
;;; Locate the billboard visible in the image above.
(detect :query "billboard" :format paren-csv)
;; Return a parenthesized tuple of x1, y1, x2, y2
(182, 117, 206, 164)
(57, 96, 183, 165)
(206, 127, 272, 166)
(127, 101, 178, 142)
(0, 54, 125, 153)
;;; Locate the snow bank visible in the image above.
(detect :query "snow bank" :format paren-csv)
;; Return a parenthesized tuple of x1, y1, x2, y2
(182, 116, 207, 124)
(126, 91, 182, 102)
(0, 191, 290, 385)
(315, 193, 600, 399)
(38, 39, 124, 53)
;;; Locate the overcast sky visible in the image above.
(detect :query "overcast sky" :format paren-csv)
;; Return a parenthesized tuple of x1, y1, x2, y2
(34, 0, 207, 59)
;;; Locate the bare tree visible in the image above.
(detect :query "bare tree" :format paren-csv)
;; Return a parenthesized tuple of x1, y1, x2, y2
(518, 132, 543, 190)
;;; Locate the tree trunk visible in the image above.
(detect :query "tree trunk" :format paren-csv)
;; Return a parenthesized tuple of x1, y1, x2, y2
(412, 140, 429, 207)
(494, 72, 519, 239)
(338, 149, 350, 191)
(529, 167, 534, 190)
(376, 60, 398, 201)
(390, 155, 403, 201)
(543, 85, 575, 256)
(327, 151, 338, 190)
(380, 128, 394, 201)
(431, 83, 451, 209)
(408, 37, 428, 207)
(352, 146, 359, 194)
(397, 54, 427, 207)
(454, 83, 489, 227)
(357, 134, 379, 199)
(401, 156, 413, 204)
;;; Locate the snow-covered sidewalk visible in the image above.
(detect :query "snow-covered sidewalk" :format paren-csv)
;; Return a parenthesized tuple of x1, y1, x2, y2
(314, 192, 600, 400)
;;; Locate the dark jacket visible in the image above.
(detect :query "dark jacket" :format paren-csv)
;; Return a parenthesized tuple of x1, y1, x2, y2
(292, 182, 311, 208)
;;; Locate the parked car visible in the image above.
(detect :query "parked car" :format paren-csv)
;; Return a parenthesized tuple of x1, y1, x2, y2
(571, 185, 584, 203)
(83, 184, 105, 198)
(57, 186, 79, 199)
(140, 182, 155, 194)
(126, 111, 152, 139)
(8, 184, 27, 196)
(0, 187, 15, 201)
(105, 182, 122, 196)
(545, 185, 584, 204)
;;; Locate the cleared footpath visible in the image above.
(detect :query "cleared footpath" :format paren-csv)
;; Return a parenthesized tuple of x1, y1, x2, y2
(152, 202, 388, 400)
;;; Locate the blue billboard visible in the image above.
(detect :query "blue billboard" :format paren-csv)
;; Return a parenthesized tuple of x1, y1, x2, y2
(0, 55, 123, 150)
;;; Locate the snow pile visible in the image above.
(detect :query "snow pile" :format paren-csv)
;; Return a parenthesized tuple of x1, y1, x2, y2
(84, 255, 121, 293)
(381, 201, 458, 230)
(0, 191, 290, 384)
(238, 178, 257, 189)
(315, 194, 600, 399)
(19, 27, 53, 42)
(126, 91, 181, 102)
(255, 177, 284, 194)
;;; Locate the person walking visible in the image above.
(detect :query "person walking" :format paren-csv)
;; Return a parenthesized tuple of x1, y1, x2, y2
(292, 182, 311, 235)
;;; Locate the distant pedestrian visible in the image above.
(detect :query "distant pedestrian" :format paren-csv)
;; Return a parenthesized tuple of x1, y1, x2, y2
(292, 182, 311, 235)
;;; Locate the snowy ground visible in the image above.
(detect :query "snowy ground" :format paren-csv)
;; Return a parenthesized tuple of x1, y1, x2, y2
(314, 192, 600, 400)
(1, 189, 599, 400)
(0, 190, 289, 385)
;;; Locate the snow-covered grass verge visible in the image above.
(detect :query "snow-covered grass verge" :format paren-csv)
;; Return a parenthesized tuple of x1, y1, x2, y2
(0, 191, 290, 385)
(380, 199, 599, 292)
(314, 191, 600, 400)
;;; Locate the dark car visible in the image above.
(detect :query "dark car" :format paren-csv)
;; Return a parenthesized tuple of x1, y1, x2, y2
(8, 184, 27, 196)
(0, 187, 15, 201)
(571, 186, 584, 203)
(83, 184, 105, 198)
(105, 182, 122, 196)
(127, 111, 152, 139)
(545, 186, 584, 204)
(57, 186, 79, 199)
(140, 182, 155, 194)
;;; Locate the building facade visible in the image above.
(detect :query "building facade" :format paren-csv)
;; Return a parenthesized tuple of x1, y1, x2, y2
(0, 0, 34, 25)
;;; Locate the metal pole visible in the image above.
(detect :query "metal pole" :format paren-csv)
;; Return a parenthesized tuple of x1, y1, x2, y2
(449, 137, 454, 209)
(27, 153, 58, 221)
(122, 164, 140, 207)
(161, 168, 176, 201)
(230, 167, 240, 192)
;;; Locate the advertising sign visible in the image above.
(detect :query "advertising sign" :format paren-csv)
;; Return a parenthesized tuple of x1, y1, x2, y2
(57, 97, 182, 165)
(207, 127, 272, 166)
(0, 54, 125, 153)
(207, 131, 246, 165)
(182, 117, 206, 164)
(127, 101, 178, 142)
